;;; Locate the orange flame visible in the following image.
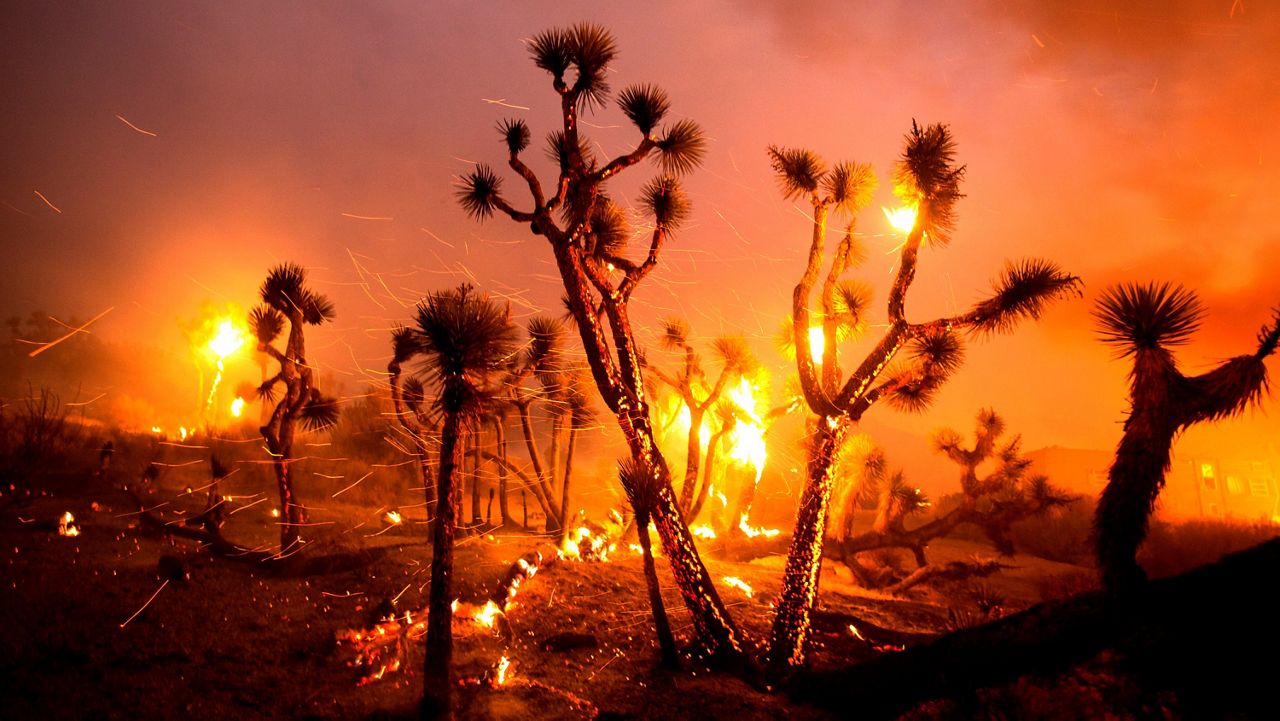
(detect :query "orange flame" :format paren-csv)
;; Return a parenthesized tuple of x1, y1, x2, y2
(882, 205, 918, 235)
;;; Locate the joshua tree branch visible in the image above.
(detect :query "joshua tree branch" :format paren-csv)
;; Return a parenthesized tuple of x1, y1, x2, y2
(508, 154, 546, 210)
(793, 199, 839, 417)
(596, 137, 656, 181)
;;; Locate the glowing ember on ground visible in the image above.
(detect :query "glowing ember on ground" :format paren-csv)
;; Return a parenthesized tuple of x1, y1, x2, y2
(270, 508, 280, 518)
(722, 576, 753, 598)
(848, 624, 866, 641)
(57, 511, 80, 537)
(882, 205, 918, 234)
(690, 524, 717, 540)
(384, 510, 402, 525)
(229, 396, 246, 418)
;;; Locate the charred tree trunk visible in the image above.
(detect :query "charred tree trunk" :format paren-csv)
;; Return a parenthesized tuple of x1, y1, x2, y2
(493, 417, 511, 527)
(637, 507, 678, 668)
(678, 405, 706, 513)
(557, 423, 579, 542)
(423, 397, 463, 718)
(768, 416, 847, 675)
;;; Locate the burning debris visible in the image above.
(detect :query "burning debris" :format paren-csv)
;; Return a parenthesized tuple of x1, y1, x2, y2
(56, 511, 80, 537)
(722, 576, 754, 598)
(338, 545, 551, 686)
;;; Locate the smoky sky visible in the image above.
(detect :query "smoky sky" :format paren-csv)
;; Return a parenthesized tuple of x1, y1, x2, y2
(1, 0, 1276, 454)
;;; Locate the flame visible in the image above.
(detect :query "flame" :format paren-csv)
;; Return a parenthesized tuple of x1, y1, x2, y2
(229, 396, 246, 418)
(738, 513, 781, 539)
(207, 319, 248, 360)
(150, 425, 163, 434)
(882, 205, 918, 235)
(270, 508, 280, 518)
(187, 308, 250, 424)
(178, 426, 190, 441)
(808, 326, 826, 364)
(495, 654, 511, 686)
(559, 524, 614, 562)
(722, 576, 753, 598)
(690, 524, 717, 540)
(848, 624, 866, 641)
(384, 510, 402, 525)
(724, 378, 767, 478)
(57, 511, 80, 537)
(473, 600, 502, 628)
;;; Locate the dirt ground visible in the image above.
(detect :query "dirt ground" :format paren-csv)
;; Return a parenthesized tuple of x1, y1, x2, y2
(0, 462, 1182, 720)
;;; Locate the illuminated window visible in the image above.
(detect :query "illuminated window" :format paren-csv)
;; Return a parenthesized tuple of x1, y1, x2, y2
(1226, 476, 1244, 495)
(1200, 462, 1217, 490)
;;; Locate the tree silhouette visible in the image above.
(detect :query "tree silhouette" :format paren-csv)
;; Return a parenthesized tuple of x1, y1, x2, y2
(457, 24, 750, 663)
(766, 123, 1081, 675)
(250, 263, 340, 551)
(396, 283, 519, 717)
(618, 457, 680, 667)
(830, 409, 1075, 591)
(1093, 282, 1279, 596)
(647, 319, 755, 520)
(388, 327, 439, 526)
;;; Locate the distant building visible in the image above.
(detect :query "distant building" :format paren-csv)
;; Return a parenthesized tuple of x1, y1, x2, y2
(1026, 446, 1280, 524)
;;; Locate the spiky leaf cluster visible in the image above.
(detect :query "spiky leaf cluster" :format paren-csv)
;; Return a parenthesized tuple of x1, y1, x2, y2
(892, 121, 966, 246)
(712, 336, 755, 374)
(498, 118, 531, 154)
(882, 329, 965, 413)
(545, 130, 596, 172)
(250, 305, 285, 345)
(659, 317, 691, 351)
(413, 284, 521, 384)
(587, 199, 629, 258)
(1094, 282, 1204, 357)
(457, 164, 503, 220)
(300, 391, 340, 431)
(259, 263, 335, 325)
(640, 176, 690, 231)
(969, 259, 1083, 335)
(617, 84, 669, 135)
(529, 23, 617, 110)
(824, 162, 877, 215)
(655, 119, 706, 176)
(767, 146, 825, 200)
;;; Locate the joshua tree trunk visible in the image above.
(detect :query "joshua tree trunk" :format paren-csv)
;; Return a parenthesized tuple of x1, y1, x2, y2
(678, 405, 707, 512)
(688, 423, 730, 524)
(637, 507, 678, 667)
(423, 393, 463, 718)
(469, 427, 483, 526)
(493, 417, 512, 527)
(768, 417, 846, 673)
(516, 401, 562, 531)
(558, 422, 579, 540)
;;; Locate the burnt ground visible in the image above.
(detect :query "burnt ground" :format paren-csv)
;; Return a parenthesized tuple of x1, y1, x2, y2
(0, 465, 1246, 720)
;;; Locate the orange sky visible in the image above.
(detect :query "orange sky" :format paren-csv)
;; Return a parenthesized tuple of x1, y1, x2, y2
(2, 1, 1277, 464)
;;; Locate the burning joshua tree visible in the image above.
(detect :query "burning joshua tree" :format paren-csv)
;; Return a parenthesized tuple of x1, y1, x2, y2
(766, 123, 1082, 675)
(1093, 282, 1280, 597)
(395, 283, 520, 717)
(456, 24, 751, 664)
(249, 263, 340, 551)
